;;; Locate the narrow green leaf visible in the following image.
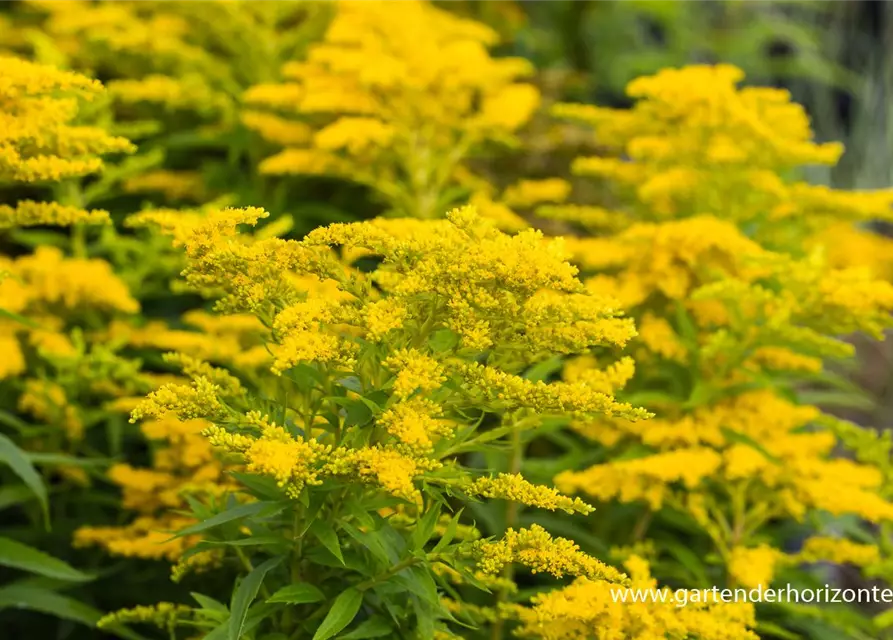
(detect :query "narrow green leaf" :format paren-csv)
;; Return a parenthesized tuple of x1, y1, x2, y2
(875, 608, 893, 630)
(312, 588, 363, 640)
(191, 592, 229, 613)
(341, 523, 390, 564)
(0, 307, 43, 330)
(0, 585, 99, 627)
(228, 556, 283, 640)
(0, 409, 35, 434)
(0, 485, 36, 511)
(523, 355, 563, 382)
(411, 504, 442, 551)
(175, 501, 282, 539)
(0, 537, 92, 582)
(266, 583, 324, 605)
(26, 452, 113, 468)
(432, 509, 463, 553)
(339, 615, 393, 639)
(755, 621, 803, 640)
(309, 521, 344, 564)
(0, 434, 48, 526)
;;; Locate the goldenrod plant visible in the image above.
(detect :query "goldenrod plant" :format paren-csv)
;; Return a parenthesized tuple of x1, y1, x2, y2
(244, 0, 540, 220)
(547, 64, 893, 639)
(1, 3, 893, 640)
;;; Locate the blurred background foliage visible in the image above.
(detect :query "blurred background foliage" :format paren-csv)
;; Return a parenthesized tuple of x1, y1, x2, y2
(452, 0, 893, 190)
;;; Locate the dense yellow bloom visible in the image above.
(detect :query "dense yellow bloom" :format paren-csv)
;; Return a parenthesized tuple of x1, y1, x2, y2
(457, 361, 648, 420)
(554, 64, 893, 251)
(556, 448, 723, 509)
(474, 524, 628, 584)
(502, 178, 571, 208)
(796, 536, 881, 567)
(377, 398, 449, 450)
(0, 201, 109, 228)
(4, 247, 139, 315)
(247, 0, 539, 218)
(21, 1, 323, 134)
(240, 413, 331, 498)
(562, 355, 636, 395)
(729, 545, 782, 589)
(808, 222, 893, 280)
(514, 555, 757, 640)
(75, 416, 230, 562)
(383, 349, 446, 399)
(18, 378, 84, 440)
(468, 473, 594, 515)
(1, 56, 133, 182)
(341, 446, 429, 502)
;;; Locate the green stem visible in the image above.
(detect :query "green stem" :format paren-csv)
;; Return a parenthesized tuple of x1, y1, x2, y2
(491, 422, 524, 640)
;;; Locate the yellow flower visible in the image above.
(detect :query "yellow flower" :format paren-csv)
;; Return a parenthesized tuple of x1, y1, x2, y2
(474, 524, 628, 584)
(378, 398, 448, 450)
(383, 349, 446, 399)
(247, 0, 539, 218)
(468, 473, 594, 515)
(797, 536, 880, 567)
(1, 56, 134, 182)
(729, 545, 782, 589)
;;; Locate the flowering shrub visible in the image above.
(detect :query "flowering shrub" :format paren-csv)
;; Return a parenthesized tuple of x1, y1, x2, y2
(547, 64, 893, 639)
(244, 0, 540, 220)
(1, 4, 893, 640)
(94, 206, 668, 638)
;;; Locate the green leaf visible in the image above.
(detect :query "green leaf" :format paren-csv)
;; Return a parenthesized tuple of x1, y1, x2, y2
(0, 434, 48, 526)
(427, 328, 459, 353)
(755, 621, 802, 640)
(0, 585, 99, 627)
(191, 592, 229, 613)
(266, 583, 324, 605)
(411, 504, 442, 551)
(0, 307, 43, 330)
(341, 523, 391, 565)
(0, 409, 37, 434)
(309, 521, 344, 564)
(797, 390, 876, 412)
(663, 541, 710, 586)
(229, 556, 283, 640)
(339, 615, 393, 639)
(312, 588, 363, 640)
(875, 608, 893, 629)
(27, 452, 113, 468)
(0, 537, 92, 582)
(175, 501, 283, 538)
(432, 510, 463, 553)
(0, 485, 37, 511)
(523, 356, 564, 382)
(229, 472, 286, 501)
(343, 399, 374, 427)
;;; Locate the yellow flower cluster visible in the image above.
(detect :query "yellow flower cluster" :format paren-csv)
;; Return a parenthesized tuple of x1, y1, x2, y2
(75, 416, 231, 562)
(728, 545, 783, 589)
(549, 63, 893, 615)
(18, 1, 323, 133)
(552, 64, 893, 251)
(468, 473, 595, 515)
(475, 524, 628, 584)
(97, 602, 192, 634)
(513, 555, 757, 640)
(245, 0, 539, 218)
(0, 201, 109, 229)
(1, 55, 133, 182)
